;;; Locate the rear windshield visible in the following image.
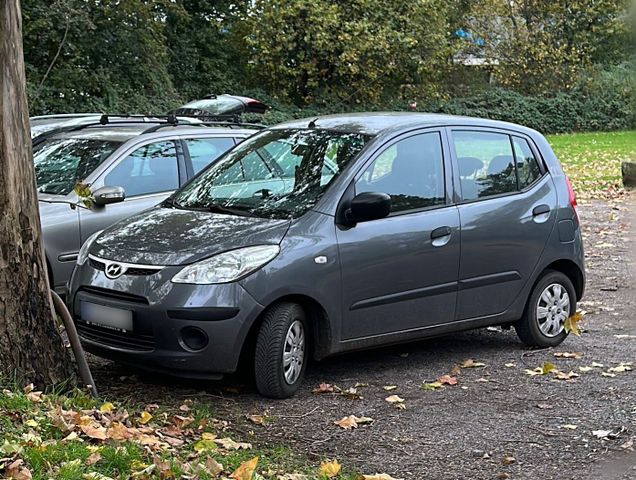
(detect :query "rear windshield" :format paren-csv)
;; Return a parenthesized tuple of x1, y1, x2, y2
(34, 138, 122, 195)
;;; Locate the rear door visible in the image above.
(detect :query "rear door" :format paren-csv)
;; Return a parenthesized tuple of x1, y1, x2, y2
(337, 130, 460, 340)
(450, 128, 557, 320)
(78, 139, 186, 243)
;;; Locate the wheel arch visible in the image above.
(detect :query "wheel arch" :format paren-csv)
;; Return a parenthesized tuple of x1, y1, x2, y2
(239, 293, 333, 369)
(542, 259, 585, 301)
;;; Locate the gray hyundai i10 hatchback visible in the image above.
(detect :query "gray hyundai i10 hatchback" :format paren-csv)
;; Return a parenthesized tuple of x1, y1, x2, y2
(67, 113, 585, 398)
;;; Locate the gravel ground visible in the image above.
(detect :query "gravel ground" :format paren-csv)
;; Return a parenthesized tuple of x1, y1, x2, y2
(93, 198, 635, 479)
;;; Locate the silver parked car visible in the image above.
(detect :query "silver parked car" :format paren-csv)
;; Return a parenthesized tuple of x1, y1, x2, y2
(36, 117, 259, 293)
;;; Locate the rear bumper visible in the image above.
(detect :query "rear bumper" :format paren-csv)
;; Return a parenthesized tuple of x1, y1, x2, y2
(67, 264, 264, 377)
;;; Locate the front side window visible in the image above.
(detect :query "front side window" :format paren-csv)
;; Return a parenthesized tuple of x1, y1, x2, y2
(453, 131, 517, 200)
(356, 132, 445, 213)
(185, 138, 235, 174)
(34, 137, 123, 196)
(104, 141, 179, 197)
(172, 129, 370, 219)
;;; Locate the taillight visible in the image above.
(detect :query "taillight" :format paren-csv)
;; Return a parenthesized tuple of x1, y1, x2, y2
(565, 176, 578, 223)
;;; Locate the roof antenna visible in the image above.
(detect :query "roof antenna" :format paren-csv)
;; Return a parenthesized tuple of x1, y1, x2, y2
(308, 117, 318, 129)
(99, 114, 109, 125)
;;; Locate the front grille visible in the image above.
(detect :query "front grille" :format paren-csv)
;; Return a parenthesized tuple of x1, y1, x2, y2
(79, 286, 149, 305)
(76, 321, 155, 352)
(89, 256, 163, 277)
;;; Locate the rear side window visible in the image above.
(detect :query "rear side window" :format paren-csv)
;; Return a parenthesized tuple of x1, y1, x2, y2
(512, 137, 542, 189)
(356, 132, 445, 213)
(453, 131, 544, 201)
(185, 138, 235, 174)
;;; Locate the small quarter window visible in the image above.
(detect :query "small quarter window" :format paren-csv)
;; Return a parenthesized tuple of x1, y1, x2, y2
(512, 137, 542, 189)
(356, 132, 445, 213)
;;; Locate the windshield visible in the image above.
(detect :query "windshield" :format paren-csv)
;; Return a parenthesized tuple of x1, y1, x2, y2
(171, 129, 371, 219)
(34, 138, 122, 195)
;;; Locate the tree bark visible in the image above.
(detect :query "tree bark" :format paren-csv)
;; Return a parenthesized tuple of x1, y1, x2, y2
(0, 0, 75, 386)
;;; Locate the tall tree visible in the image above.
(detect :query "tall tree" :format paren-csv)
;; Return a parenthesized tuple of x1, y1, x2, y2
(465, 0, 630, 94)
(246, 0, 453, 105)
(0, 0, 74, 386)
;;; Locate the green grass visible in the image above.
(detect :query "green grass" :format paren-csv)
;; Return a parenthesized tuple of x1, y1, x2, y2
(547, 130, 635, 198)
(0, 386, 360, 480)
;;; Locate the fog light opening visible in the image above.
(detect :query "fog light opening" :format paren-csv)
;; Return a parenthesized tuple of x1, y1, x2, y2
(180, 326, 209, 352)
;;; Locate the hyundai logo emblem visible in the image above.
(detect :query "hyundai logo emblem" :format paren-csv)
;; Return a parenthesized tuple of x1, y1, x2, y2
(105, 262, 125, 279)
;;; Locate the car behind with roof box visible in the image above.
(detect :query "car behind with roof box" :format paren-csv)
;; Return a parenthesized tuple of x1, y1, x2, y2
(67, 112, 585, 398)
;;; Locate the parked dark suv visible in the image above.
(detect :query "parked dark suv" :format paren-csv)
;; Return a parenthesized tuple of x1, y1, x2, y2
(67, 113, 585, 398)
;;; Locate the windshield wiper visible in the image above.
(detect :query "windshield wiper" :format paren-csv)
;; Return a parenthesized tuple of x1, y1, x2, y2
(206, 204, 255, 217)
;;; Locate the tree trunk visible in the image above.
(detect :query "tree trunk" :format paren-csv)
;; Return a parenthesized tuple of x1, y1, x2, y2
(0, 0, 75, 386)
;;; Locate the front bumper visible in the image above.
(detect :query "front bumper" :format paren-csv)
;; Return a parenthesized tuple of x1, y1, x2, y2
(67, 260, 264, 378)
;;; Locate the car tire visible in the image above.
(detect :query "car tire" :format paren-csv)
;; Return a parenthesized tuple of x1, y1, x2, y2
(515, 270, 576, 348)
(255, 302, 308, 399)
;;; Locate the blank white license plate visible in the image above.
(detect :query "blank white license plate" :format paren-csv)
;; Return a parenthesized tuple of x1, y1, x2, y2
(80, 301, 133, 332)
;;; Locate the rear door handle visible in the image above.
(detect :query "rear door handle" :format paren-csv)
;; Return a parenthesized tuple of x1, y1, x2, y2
(431, 226, 452, 247)
(532, 204, 550, 216)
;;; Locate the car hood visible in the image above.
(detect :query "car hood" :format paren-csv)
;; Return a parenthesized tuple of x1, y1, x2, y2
(92, 207, 291, 266)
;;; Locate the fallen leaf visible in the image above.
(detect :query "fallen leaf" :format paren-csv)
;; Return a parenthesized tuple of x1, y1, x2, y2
(421, 381, 443, 391)
(553, 352, 582, 359)
(592, 430, 612, 439)
(504, 363, 516, 368)
(591, 362, 604, 368)
(312, 383, 335, 394)
(85, 452, 102, 466)
(83, 474, 114, 480)
(6, 459, 32, 480)
(502, 455, 516, 465)
(385, 395, 404, 404)
(382, 386, 397, 391)
(601, 372, 616, 378)
(81, 424, 108, 441)
(554, 371, 579, 380)
(460, 359, 486, 368)
(138, 411, 153, 425)
(525, 362, 557, 376)
(193, 438, 217, 453)
(620, 437, 634, 450)
(215, 437, 252, 450)
(334, 415, 373, 430)
(231, 457, 259, 480)
(561, 424, 578, 430)
(607, 362, 632, 373)
(319, 459, 341, 478)
(579, 366, 594, 372)
(99, 402, 114, 413)
(564, 311, 584, 336)
(437, 375, 458, 386)
(246, 414, 265, 425)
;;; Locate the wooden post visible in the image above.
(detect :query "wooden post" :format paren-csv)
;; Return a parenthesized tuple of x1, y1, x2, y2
(0, 0, 75, 386)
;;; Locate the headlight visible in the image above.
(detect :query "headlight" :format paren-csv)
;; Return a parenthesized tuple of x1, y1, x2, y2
(77, 230, 103, 265)
(172, 245, 280, 285)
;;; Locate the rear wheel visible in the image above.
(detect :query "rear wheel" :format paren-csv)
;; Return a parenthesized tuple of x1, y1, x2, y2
(254, 302, 308, 398)
(515, 270, 576, 348)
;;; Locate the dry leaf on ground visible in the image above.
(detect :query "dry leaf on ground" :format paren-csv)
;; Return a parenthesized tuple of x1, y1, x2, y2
(319, 459, 341, 478)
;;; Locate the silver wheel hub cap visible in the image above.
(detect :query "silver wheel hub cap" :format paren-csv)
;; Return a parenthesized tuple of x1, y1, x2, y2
(537, 283, 570, 337)
(283, 320, 305, 385)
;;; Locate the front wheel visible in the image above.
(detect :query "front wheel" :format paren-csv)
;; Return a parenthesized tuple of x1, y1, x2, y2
(255, 302, 308, 398)
(515, 270, 576, 348)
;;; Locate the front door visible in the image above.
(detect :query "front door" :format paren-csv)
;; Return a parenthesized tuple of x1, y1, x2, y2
(450, 129, 557, 320)
(79, 140, 183, 243)
(337, 131, 460, 340)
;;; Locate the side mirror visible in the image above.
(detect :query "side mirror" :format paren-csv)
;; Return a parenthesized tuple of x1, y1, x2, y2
(92, 186, 125, 206)
(346, 192, 391, 224)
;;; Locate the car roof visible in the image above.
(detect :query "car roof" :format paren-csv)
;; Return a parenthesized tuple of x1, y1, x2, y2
(40, 122, 258, 143)
(271, 112, 539, 137)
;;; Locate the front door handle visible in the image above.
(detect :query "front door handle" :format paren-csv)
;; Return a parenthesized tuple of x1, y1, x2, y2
(431, 226, 452, 239)
(532, 204, 550, 216)
(431, 226, 452, 247)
